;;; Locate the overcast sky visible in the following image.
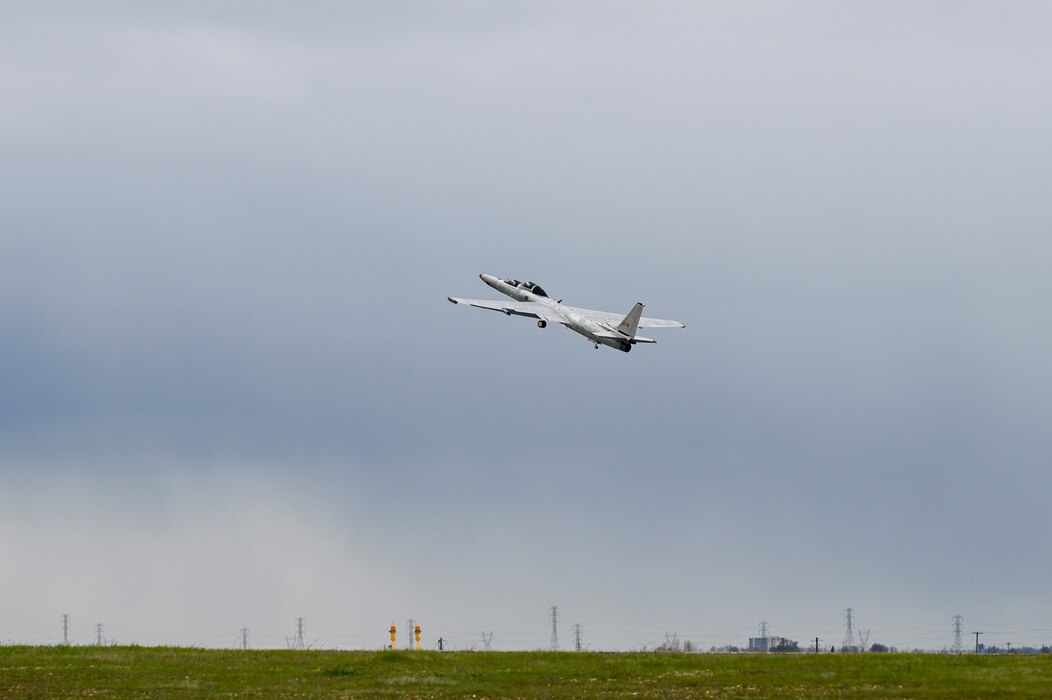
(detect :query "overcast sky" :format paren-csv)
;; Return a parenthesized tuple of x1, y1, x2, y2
(2, 2, 1051, 651)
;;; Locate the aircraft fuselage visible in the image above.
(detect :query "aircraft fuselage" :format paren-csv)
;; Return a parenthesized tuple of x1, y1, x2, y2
(479, 274, 632, 351)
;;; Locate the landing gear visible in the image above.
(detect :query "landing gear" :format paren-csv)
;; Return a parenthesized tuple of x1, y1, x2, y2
(537, 320, 547, 328)
(593, 342, 599, 350)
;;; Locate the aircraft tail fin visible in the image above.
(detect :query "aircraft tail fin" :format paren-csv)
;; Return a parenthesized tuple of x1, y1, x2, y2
(616, 302, 644, 338)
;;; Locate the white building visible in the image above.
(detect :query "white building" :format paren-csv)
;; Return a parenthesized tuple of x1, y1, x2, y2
(748, 636, 783, 652)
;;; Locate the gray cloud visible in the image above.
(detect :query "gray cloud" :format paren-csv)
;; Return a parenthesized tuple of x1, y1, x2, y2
(2, 2, 1051, 650)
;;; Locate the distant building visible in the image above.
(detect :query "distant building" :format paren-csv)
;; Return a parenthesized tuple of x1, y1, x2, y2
(748, 636, 783, 652)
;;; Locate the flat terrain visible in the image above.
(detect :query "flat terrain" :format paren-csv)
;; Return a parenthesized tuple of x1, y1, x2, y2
(2, 646, 1050, 698)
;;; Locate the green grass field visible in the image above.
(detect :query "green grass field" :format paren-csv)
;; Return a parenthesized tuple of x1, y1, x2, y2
(2, 646, 1050, 698)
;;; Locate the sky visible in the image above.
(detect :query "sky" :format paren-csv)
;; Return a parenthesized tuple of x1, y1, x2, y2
(2, 1, 1051, 652)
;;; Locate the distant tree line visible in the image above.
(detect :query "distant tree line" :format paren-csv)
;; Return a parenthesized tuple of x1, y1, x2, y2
(654, 635, 697, 653)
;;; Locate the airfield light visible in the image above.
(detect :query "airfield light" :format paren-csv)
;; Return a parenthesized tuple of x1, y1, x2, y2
(389, 625, 397, 650)
(415, 625, 422, 651)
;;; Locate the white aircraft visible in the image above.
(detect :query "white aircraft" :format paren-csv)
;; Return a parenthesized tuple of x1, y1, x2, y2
(448, 274, 685, 352)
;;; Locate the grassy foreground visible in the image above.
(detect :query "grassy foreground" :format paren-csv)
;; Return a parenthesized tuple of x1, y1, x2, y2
(2, 646, 1050, 699)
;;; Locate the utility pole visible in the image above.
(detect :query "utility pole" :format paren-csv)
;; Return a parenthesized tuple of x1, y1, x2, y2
(814, 637, 821, 653)
(549, 606, 559, 651)
(61, 614, 70, 646)
(294, 618, 305, 650)
(759, 621, 770, 653)
(973, 631, 983, 654)
(94, 623, 103, 646)
(239, 628, 249, 650)
(842, 608, 856, 652)
(573, 624, 583, 652)
(437, 637, 444, 651)
(951, 615, 964, 653)
(481, 631, 493, 652)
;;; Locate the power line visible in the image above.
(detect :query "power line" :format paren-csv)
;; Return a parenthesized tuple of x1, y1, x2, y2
(951, 615, 964, 653)
(549, 606, 559, 651)
(842, 608, 856, 652)
(288, 618, 305, 650)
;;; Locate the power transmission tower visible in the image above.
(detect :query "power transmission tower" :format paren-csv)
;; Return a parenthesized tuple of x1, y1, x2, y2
(573, 624, 583, 652)
(481, 631, 493, 651)
(61, 614, 70, 646)
(293, 617, 305, 650)
(858, 629, 870, 652)
(240, 628, 249, 650)
(842, 608, 856, 651)
(951, 615, 964, 653)
(406, 620, 416, 650)
(759, 621, 769, 639)
(95, 623, 103, 646)
(549, 606, 559, 651)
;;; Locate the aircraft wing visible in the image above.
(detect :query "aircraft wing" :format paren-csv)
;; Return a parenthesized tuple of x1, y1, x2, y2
(447, 297, 565, 324)
(562, 305, 686, 329)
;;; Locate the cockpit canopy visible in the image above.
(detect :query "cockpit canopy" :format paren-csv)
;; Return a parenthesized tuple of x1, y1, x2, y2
(503, 279, 548, 298)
